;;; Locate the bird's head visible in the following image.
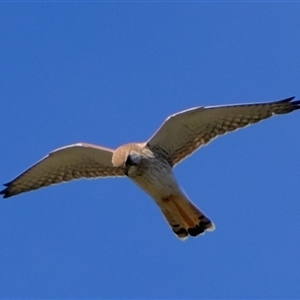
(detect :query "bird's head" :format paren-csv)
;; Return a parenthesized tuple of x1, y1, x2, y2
(112, 143, 144, 177)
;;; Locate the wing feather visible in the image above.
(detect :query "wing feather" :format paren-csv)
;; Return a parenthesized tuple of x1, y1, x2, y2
(147, 97, 300, 166)
(1, 143, 125, 198)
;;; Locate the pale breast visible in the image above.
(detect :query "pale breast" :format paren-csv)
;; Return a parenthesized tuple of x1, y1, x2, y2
(131, 157, 180, 200)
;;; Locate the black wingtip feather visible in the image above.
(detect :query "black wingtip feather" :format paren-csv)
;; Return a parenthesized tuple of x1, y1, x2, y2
(292, 100, 300, 106)
(278, 96, 300, 107)
(275, 96, 300, 114)
(279, 96, 295, 103)
(1, 180, 12, 198)
(0, 190, 8, 198)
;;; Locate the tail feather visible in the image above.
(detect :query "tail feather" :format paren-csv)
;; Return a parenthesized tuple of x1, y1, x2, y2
(160, 193, 215, 240)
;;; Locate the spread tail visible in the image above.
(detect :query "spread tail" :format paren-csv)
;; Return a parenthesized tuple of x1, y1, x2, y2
(160, 193, 215, 240)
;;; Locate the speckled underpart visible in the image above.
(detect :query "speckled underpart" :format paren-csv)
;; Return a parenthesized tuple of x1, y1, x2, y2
(1, 143, 125, 198)
(1, 96, 299, 240)
(148, 96, 300, 167)
(127, 147, 215, 239)
(2, 164, 124, 198)
(128, 149, 178, 200)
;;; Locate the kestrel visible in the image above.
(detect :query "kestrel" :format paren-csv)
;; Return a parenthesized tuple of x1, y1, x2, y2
(1, 97, 299, 240)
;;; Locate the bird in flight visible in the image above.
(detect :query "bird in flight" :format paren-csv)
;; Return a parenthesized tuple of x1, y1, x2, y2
(1, 96, 299, 240)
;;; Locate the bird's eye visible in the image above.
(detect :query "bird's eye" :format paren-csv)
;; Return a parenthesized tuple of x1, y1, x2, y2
(125, 155, 133, 166)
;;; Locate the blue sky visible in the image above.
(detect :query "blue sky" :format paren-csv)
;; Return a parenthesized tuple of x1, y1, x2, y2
(1, 3, 300, 299)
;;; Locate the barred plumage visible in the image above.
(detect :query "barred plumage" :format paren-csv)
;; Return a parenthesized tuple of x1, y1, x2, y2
(1, 97, 299, 240)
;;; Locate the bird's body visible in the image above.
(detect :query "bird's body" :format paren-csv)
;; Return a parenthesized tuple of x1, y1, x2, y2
(113, 143, 215, 239)
(113, 143, 175, 199)
(1, 96, 299, 240)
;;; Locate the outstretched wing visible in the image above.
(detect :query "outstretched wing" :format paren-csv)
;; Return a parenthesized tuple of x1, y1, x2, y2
(1, 143, 125, 198)
(147, 97, 300, 167)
